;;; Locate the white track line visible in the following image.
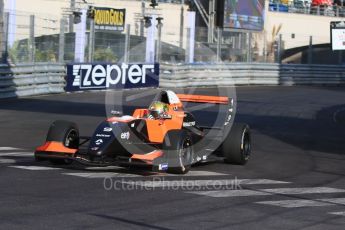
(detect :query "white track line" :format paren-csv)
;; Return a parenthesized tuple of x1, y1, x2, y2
(238, 179, 290, 185)
(84, 166, 123, 170)
(0, 158, 17, 164)
(121, 179, 290, 188)
(63, 171, 229, 179)
(0, 147, 23, 151)
(256, 199, 332, 208)
(63, 172, 142, 178)
(0, 152, 33, 157)
(9, 166, 62, 171)
(176, 171, 229, 177)
(189, 190, 269, 197)
(320, 198, 345, 205)
(188, 187, 345, 198)
(261, 187, 345, 195)
(257, 198, 345, 208)
(329, 211, 345, 216)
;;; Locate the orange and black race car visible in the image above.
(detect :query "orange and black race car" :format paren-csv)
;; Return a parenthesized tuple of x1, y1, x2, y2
(35, 90, 251, 174)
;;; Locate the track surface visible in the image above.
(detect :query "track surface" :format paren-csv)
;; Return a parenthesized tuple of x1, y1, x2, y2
(1, 86, 345, 229)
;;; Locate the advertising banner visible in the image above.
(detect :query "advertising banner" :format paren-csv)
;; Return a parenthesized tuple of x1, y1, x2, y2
(93, 7, 126, 31)
(66, 63, 159, 92)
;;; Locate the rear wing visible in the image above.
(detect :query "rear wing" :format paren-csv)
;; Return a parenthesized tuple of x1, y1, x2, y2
(176, 94, 229, 105)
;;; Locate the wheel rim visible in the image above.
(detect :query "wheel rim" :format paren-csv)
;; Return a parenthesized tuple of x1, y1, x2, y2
(178, 138, 192, 172)
(242, 131, 251, 161)
(65, 129, 78, 148)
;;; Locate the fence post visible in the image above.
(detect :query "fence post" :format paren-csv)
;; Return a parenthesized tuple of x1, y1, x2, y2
(88, 18, 95, 62)
(156, 23, 162, 63)
(179, 6, 184, 49)
(124, 24, 131, 63)
(247, 32, 252, 62)
(59, 18, 66, 63)
(69, 0, 75, 33)
(29, 15, 35, 63)
(216, 28, 222, 62)
(0, 0, 3, 62)
(308, 35, 313, 65)
(145, 16, 156, 63)
(208, 0, 215, 43)
(263, 31, 267, 63)
(336, 6, 339, 17)
(277, 34, 282, 64)
(140, 1, 145, 37)
(185, 28, 191, 63)
(74, 9, 87, 63)
(2, 12, 9, 63)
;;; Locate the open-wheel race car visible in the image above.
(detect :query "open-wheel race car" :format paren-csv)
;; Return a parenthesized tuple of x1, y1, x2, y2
(35, 90, 251, 174)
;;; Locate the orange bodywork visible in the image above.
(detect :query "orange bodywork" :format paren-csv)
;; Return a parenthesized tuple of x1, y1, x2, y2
(177, 94, 229, 104)
(145, 111, 184, 143)
(36, 141, 77, 154)
(131, 150, 163, 162)
(131, 105, 184, 143)
(107, 94, 229, 144)
(132, 109, 149, 118)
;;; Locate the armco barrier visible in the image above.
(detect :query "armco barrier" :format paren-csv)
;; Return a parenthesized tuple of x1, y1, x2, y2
(0, 63, 65, 99)
(160, 63, 345, 87)
(0, 63, 345, 99)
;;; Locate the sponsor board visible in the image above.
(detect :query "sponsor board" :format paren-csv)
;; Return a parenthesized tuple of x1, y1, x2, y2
(93, 7, 126, 31)
(66, 63, 159, 91)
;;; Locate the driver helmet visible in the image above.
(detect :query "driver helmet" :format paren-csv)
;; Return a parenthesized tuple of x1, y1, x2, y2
(148, 101, 168, 119)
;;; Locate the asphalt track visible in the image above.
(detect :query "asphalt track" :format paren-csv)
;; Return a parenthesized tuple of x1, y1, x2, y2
(0, 86, 345, 230)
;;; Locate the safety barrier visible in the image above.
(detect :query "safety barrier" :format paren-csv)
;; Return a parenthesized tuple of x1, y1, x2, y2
(160, 63, 345, 87)
(0, 63, 345, 99)
(0, 63, 65, 99)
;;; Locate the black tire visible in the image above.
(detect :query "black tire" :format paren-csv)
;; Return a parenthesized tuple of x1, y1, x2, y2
(34, 156, 45, 162)
(46, 120, 79, 165)
(222, 123, 251, 165)
(163, 130, 193, 174)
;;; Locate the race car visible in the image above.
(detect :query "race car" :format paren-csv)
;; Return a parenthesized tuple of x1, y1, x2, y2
(35, 90, 251, 174)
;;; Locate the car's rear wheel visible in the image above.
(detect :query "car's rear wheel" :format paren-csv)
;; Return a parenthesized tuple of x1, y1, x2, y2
(46, 120, 79, 165)
(163, 130, 193, 174)
(222, 123, 251, 165)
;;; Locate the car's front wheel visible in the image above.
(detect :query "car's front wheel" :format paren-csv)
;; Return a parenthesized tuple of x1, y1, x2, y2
(46, 120, 79, 165)
(163, 130, 193, 174)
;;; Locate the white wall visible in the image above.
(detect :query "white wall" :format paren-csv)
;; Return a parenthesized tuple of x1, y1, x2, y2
(4, 0, 188, 48)
(264, 0, 339, 49)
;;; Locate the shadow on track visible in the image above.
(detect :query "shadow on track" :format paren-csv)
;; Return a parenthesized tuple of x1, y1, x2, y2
(236, 104, 345, 155)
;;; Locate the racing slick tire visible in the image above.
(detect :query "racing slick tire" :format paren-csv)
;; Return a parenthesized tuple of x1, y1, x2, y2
(163, 130, 193, 174)
(222, 123, 251, 165)
(46, 120, 79, 165)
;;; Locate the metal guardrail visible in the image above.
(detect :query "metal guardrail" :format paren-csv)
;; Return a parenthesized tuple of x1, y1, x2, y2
(0, 63, 65, 99)
(160, 63, 345, 87)
(0, 63, 344, 99)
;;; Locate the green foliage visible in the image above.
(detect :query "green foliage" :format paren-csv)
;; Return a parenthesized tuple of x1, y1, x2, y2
(8, 40, 29, 63)
(35, 49, 57, 62)
(93, 47, 118, 62)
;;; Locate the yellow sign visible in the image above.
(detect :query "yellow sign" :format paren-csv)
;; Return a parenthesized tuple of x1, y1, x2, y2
(93, 7, 126, 31)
